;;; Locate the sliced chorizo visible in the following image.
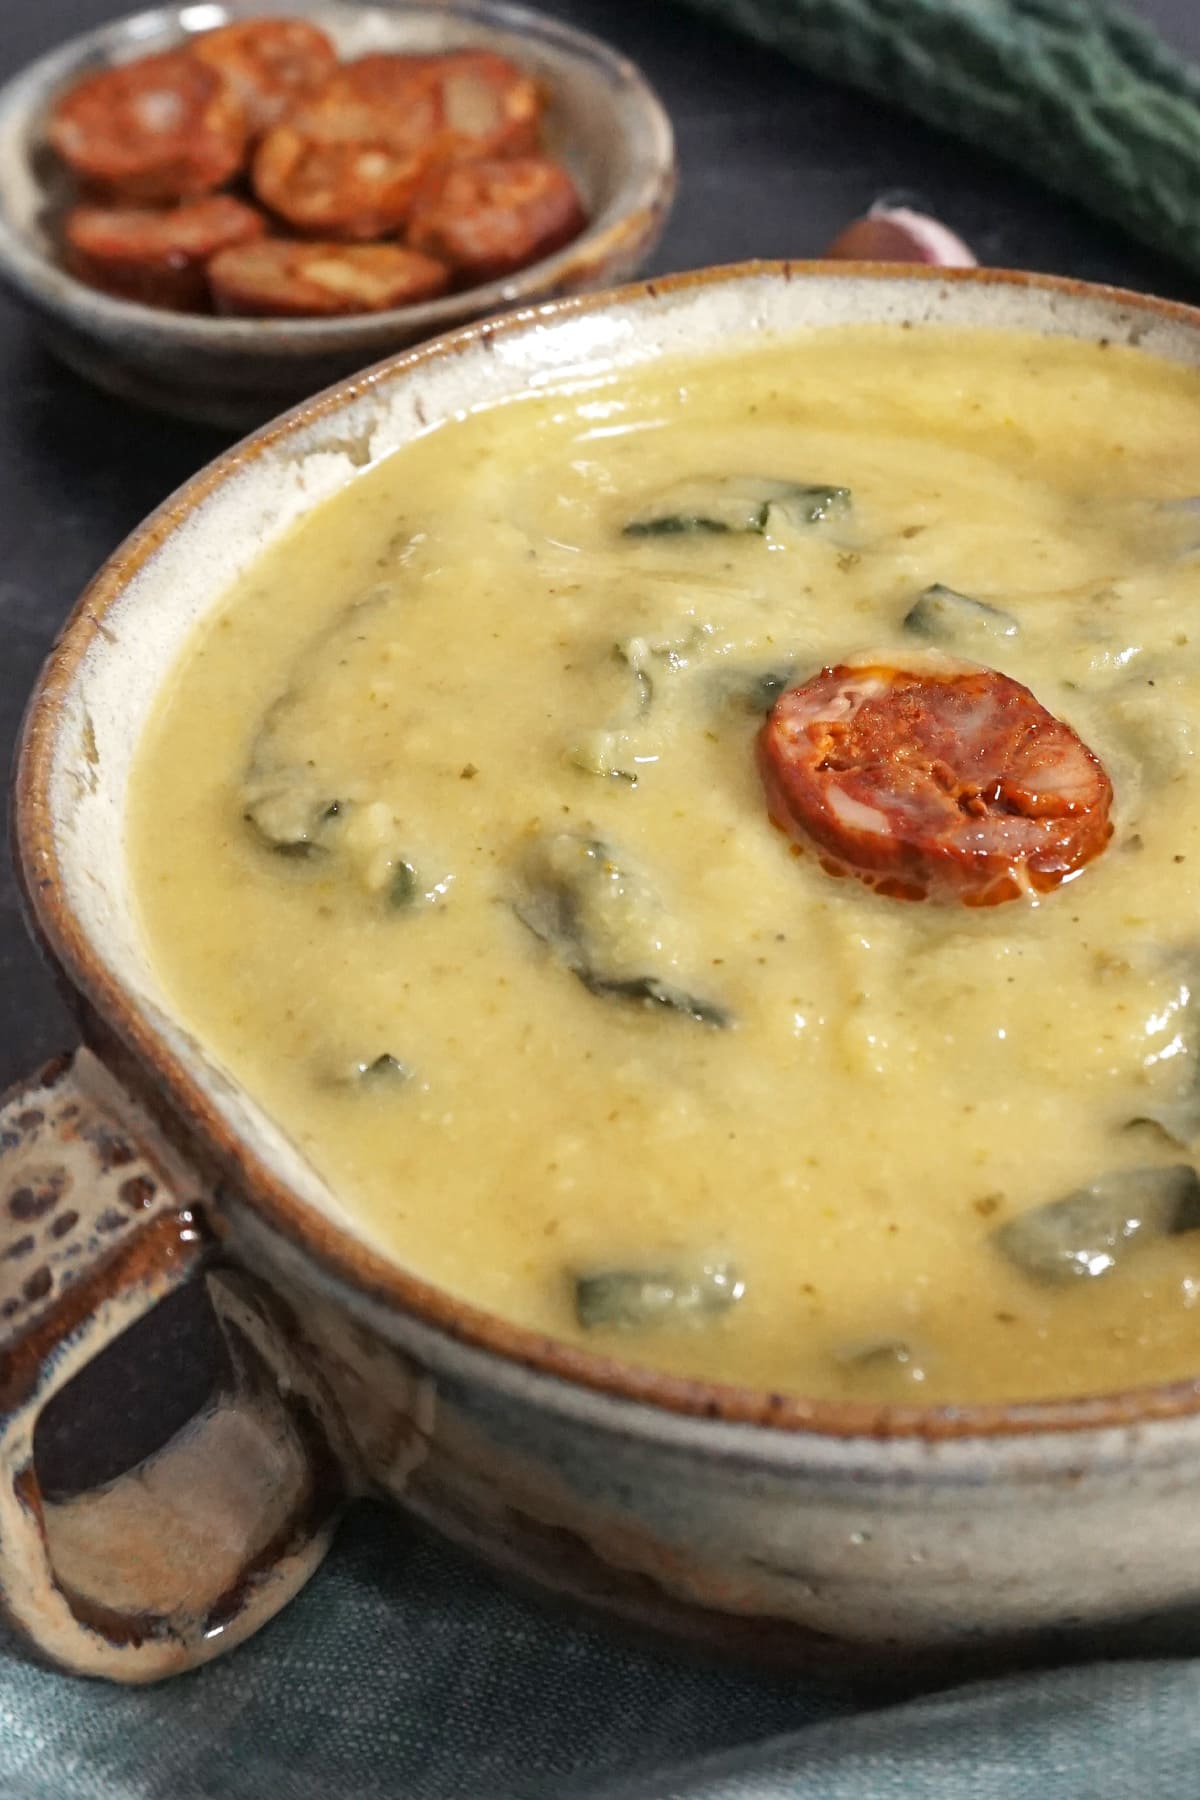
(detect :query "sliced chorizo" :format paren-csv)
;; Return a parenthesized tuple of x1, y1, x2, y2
(407, 157, 586, 283)
(758, 654, 1114, 906)
(322, 51, 541, 162)
(208, 238, 450, 317)
(47, 49, 247, 203)
(250, 59, 441, 238)
(417, 50, 542, 162)
(312, 51, 447, 114)
(251, 128, 431, 238)
(191, 19, 339, 136)
(64, 195, 266, 310)
(250, 49, 543, 239)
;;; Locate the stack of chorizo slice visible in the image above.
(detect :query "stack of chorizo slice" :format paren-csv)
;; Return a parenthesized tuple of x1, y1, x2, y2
(46, 18, 588, 318)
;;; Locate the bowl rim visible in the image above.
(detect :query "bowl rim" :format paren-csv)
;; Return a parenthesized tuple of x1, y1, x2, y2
(0, 0, 676, 352)
(17, 256, 1200, 1447)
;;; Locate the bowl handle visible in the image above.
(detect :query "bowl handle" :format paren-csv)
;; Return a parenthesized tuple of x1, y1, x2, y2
(0, 1048, 347, 1682)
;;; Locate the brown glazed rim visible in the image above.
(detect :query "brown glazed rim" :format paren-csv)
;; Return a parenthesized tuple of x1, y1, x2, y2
(16, 258, 1200, 1445)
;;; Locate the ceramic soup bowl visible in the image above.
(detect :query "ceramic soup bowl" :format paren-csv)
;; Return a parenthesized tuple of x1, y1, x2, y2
(8, 262, 1200, 1686)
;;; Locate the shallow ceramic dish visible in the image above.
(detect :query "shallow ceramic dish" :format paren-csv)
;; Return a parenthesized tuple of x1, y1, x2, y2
(8, 262, 1200, 1686)
(0, 0, 674, 428)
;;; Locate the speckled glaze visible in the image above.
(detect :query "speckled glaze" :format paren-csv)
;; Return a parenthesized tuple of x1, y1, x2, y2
(12, 263, 1200, 1685)
(0, 0, 675, 428)
(0, 1051, 346, 1679)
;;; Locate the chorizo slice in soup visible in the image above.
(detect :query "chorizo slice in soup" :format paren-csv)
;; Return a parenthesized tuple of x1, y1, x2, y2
(759, 654, 1114, 904)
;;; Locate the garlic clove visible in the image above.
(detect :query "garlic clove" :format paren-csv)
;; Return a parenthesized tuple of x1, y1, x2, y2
(823, 204, 976, 267)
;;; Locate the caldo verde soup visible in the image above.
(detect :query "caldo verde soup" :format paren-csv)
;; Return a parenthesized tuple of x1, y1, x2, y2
(130, 325, 1200, 1404)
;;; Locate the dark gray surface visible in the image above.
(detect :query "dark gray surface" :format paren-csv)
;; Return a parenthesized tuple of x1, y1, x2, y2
(2, 0, 1200, 1088)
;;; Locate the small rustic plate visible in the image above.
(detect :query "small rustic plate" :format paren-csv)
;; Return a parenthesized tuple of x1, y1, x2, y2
(0, 0, 675, 427)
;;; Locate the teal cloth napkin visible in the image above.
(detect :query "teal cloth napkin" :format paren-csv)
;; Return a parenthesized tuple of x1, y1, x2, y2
(3, 1500, 1200, 1799)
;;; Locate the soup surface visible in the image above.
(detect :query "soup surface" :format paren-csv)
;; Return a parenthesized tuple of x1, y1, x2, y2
(130, 323, 1200, 1404)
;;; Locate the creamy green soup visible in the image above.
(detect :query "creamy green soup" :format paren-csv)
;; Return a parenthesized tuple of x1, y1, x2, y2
(129, 325, 1200, 1403)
